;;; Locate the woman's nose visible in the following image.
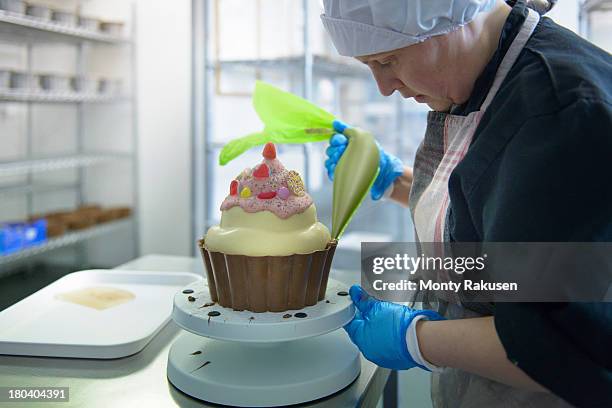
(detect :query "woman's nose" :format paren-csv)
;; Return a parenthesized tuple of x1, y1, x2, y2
(369, 65, 402, 97)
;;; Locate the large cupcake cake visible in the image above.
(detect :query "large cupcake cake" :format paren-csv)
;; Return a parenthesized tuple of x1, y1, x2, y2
(200, 143, 336, 312)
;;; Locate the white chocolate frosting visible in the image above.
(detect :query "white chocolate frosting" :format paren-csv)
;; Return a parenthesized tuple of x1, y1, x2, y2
(204, 205, 330, 256)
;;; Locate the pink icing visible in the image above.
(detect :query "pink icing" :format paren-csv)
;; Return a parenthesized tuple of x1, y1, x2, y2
(220, 147, 313, 219)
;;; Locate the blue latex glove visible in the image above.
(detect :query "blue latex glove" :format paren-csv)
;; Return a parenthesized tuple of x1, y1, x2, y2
(325, 120, 404, 200)
(344, 285, 445, 370)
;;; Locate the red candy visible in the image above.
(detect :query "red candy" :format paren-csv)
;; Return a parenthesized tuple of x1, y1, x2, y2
(257, 191, 277, 199)
(253, 163, 269, 179)
(263, 142, 276, 159)
(229, 180, 238, 195)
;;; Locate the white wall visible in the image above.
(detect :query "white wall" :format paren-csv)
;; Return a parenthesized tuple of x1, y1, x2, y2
(546, 0, 579, 33)
(136, 0, 192, 256)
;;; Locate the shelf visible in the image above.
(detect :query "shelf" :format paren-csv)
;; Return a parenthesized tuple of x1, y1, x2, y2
(0, 218, 132, 267)
(216, 55, 370, 78)
(0, 153, 132, 177)
(581, 0, 612, 13)
(0, 182, 78, 196)
(0, 88, 126, 103)
(0, 11, 128, 44)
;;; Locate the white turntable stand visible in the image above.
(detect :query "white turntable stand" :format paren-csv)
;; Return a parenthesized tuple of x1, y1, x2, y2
(167, 278, 361, 407)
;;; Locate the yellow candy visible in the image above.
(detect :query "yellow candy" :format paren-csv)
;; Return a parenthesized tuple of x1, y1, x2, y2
(240, 186, 251, 198)
(287, 170, 305, 197)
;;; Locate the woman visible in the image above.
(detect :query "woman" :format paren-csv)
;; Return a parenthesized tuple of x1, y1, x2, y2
(321, 0, 611, 406)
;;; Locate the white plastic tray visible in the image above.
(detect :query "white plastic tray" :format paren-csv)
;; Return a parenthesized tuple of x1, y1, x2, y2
(0, 269, 201, 359)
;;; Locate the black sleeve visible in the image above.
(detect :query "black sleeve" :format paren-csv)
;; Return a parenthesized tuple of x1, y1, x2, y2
(483, 99, 612, 407)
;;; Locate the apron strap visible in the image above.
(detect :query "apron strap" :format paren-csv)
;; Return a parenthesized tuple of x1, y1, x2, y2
(480, 9, 541, 112)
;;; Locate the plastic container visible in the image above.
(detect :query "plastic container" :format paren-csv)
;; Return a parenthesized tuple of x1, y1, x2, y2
(0, 0, 25, 14)
(72, 76, 98, 94)
(63, 214, 95, 230)
(0, 220, 47, 255)
(78, 15, 99, 31)
(0, 223, 24, 255)
(26, 4, 51, 20)
(46, 220, 66, 238)
(23, 219, 47, 246)
(99, 21, 123, 36)
(98, 78, 122, 95)
(39, 74, 73, 92)
(51, 10, 76, 26)
(9, 70, 28, 89)
(0, 69, 9, 88)
(96, 206, 131, 223)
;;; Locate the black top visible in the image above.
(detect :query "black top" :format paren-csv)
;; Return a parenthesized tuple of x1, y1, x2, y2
(447, 1, 612, 407)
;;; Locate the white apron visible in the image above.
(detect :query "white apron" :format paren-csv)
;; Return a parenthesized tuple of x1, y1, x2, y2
(408, 8, 572, 408)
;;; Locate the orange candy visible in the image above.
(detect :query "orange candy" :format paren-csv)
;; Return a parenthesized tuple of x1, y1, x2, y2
(263, 143, 276, 159)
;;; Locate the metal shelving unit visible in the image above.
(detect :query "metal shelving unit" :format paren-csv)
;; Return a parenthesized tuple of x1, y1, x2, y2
(218, 55, 370, 79)
(0, 10, 128, 44)
(0, 2, 138, 270)
(0, 153, 131, 176)
(192, 0, 414, 250)
(0, 88, 126, 103)
(0, 182, 78, 197)
(0, 218, 132, 267)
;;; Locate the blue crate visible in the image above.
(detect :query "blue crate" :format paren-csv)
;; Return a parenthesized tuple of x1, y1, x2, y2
(0, 223, 25, 255)
(0, 219, 48, 255)
(24, 219, 47, 246)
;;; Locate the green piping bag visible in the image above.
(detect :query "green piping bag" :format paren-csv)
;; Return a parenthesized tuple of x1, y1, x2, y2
(331, 127, 379, 239)
(219, 81, 335, 166)
(218, 81, 380, 240)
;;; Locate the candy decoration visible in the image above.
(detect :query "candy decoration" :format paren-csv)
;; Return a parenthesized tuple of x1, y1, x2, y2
(240, 187, 252, 198)
(277, 187, 290, 200)
(287, 170, 305, 196)
(257, 191, 277, 199)
(230, 180, 238, 196)
(253, 163, 270, 179)
(263, 142, 277, 159)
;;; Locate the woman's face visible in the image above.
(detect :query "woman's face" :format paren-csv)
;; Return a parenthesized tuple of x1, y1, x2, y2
(357, 39, 456, 112)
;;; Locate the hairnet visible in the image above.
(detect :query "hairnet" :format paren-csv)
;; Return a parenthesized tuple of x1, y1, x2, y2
(321, 0, 497, 57)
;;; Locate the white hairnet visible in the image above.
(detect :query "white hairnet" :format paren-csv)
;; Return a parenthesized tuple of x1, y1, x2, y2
(321, 0, 497, 57)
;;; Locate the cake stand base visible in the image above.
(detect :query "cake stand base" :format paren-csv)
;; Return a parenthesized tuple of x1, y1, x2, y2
(167, 329, 361, 407)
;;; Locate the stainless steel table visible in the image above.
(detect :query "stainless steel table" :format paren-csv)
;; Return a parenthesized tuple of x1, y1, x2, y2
(0, 255, 390, 408)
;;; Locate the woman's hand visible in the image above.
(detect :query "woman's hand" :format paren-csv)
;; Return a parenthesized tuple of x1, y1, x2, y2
(325, 120, 405, 201)
(343, 285, 444, 370)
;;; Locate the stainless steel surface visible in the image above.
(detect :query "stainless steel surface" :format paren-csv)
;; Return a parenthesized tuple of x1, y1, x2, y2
(0, 255, 388, 407)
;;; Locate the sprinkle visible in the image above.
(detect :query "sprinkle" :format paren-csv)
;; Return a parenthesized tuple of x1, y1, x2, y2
(257, 191, 277, 199)
(278, 187, 290, 200)
(263, 143, 277, 159)
(287, 170, 306, 196)
(240, 187, 252, 198)
(253, 163, 270, 179)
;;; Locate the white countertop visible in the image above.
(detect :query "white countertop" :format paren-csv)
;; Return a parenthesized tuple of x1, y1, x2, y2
(0, 255, 390, 407)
